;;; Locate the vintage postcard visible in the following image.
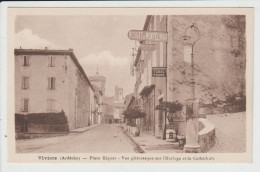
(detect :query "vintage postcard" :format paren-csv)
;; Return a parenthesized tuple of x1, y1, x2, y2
(5, 7, 253, 163)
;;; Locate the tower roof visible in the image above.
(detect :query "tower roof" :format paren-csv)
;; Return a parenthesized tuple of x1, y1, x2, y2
(89, 71, 106, 82)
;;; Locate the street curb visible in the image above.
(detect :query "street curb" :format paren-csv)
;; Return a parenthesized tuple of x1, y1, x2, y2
(120, 125, 145, 153)
(69, 124, 100, 134)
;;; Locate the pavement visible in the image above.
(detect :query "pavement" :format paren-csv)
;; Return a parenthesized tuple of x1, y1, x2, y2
(69, 124, 99, 133)
(123, 126, 183, 153)
(16, 124, 136, 153)
(123, 111, 246, 153)
(207, 112, 246, 153)
(16, 112, 246, 154)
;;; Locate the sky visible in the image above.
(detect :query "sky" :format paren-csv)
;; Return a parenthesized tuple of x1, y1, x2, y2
(15, 15, 146, 97)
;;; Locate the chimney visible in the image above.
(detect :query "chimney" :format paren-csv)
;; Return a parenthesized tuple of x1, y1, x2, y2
(69, 48, 73, 51)
(45, 47, 48, 50)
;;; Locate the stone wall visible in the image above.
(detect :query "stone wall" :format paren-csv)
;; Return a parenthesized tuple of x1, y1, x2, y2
(15, 52, 94, 130)
(167, 15, 246, 104)
(198, 118, 216, 152)
(15, 54, 75, 128)
(76, 70, 91, 128)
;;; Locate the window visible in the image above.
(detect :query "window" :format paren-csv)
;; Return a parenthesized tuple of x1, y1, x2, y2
(23, 56, 29, 66)
(47, 99, 55, 111)
(48, 56, 55, 67)
(21, 99, 29, 112)
(22, 77, 29, 89)
(48, 77, 55, 90)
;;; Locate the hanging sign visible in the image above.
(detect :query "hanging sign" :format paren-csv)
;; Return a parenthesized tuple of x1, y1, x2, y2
(152, 67, 167, 77)
(128, 30, 168, 42)
(139, 44, 157, 51)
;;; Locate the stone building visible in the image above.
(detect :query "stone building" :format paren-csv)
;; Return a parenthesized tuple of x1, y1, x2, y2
(91, 85, 102, 125)
(89, 70, 106, 124)
(113, 85, 124, 123)
(133, 15, 245, 139)
(133, 15, 167, 137)
(102, 86, 125, 124)
(103, 96, 115, 124)
(123, 93, 135, 123)
(15, 48, 95, 130)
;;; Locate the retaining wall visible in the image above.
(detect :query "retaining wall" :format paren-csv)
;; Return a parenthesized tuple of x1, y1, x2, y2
(198, 118, 216, 152)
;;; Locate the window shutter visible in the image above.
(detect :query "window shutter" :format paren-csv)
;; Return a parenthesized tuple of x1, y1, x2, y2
(22, 99, 29, 112)
(27, 56, 30, 66)
(27, 77, 30, 89)
(53, 78, 55, 89)
(48, 77, 51, 89)
(48, 56, 51, 66)
(21, 99, 23, 111)
(22, 77, 25, 89)
(23, 56, 26, 66)
(24, 56, 29, 66)
(53, 57, 56, 66)
(23, 99, 25, 111)
(25, 77, 29, 89)
(25, 99, 28, 112)
(27, 99, 29, 111)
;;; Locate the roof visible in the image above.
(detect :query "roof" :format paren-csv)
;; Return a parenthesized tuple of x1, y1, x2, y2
(134, 15, 152, 67)
(14, 48, 94, 91)
(89, 74, 106, 82)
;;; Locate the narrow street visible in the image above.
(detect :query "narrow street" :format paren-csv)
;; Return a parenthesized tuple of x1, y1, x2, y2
(16, 124, 136, 153)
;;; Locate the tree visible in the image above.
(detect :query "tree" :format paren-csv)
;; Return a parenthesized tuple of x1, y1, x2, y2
(155, 101, 183, 113)
(155, 101, 183, 140)
(123, 108, 146, 126)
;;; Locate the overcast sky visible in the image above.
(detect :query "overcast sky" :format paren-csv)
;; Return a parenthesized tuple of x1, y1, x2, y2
(15, 15, 146, 97)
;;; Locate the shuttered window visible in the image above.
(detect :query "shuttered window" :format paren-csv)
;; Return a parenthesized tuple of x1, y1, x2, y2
(22, 77, 29, 89)
(48, 77, 55, 90)
(21, 99, 29, 112)
(23, 56, 29, 66)
(48, 56, 55, 67)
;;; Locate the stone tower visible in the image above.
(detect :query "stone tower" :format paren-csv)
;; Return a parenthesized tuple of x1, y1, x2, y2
(89, 68, 106, 97)
(115, 85, 124, 103)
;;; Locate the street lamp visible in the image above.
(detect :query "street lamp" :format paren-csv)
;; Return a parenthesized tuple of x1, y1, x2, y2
(181, 23, 200, 101)
(181, 23, 201, 153)
(163, 107, 169, 140)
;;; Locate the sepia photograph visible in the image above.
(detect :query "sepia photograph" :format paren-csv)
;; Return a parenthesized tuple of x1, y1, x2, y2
(4, 7, 254, 163)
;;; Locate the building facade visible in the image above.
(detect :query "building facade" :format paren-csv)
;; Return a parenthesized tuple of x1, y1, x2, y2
(133, 15, 245, 139)
(89, 70, 106, 124)
(103, 96, 115, 124)
(113, 85, 124, 123)
(134, 15, 167, 138)
(15, 48, 95, 130)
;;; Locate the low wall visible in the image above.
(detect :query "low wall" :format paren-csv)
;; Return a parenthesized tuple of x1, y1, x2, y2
(198, 118, 216, 152)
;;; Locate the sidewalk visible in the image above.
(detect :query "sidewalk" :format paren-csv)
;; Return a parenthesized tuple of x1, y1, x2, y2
(70, 124, 100, 133)
(124, 128, 183, 153)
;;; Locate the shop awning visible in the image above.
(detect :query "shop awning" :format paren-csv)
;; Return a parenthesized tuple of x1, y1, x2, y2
(139, 85, 155, 97)
(126, 96, 135, 109)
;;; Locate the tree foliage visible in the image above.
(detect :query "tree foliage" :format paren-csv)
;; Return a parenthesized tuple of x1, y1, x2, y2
(123, 108, 146, 120)
(155, 101, 183, 113)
